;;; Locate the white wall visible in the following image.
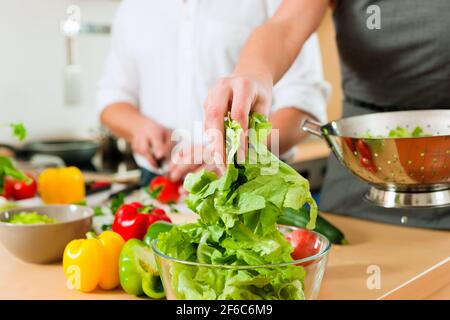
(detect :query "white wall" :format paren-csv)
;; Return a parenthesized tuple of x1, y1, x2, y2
(0, 0, 119, 144)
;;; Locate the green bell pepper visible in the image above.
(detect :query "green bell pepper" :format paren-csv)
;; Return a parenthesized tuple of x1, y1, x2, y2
(119, 239, 165, 299)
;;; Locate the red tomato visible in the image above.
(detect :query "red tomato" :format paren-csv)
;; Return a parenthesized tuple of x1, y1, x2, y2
(285, 229, 320, 266)
(149, 176, 181, 204)
(2, 173, 37, 200)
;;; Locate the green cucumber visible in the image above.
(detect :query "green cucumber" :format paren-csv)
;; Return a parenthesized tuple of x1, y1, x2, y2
(278, 207, 347, 245)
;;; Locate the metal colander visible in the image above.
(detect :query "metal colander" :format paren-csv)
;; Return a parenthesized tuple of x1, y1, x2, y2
(303, 110, 450, 208)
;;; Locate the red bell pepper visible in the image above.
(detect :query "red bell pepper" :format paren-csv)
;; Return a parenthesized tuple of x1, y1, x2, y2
(112, 202, 171, 241)
(2, 173, 37, 200)
(149, 176, 181, 204)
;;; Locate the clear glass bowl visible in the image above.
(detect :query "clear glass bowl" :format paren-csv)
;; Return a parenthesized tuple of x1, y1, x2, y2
(152, 226, 331, 300)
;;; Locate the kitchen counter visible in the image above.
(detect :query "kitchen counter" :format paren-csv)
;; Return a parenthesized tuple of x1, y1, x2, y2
(0, 212, 449, 300)
(317, 214, 450, 299)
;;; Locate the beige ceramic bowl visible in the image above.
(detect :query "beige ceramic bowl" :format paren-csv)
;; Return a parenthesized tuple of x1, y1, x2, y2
(0, 205, 93, 264)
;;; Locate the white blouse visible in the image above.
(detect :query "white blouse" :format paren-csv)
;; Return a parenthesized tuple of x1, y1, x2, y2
(97, 0, 330, 170)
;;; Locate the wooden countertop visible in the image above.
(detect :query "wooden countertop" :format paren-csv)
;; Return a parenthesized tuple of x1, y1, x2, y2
(317, 214, 450, 300)
(0, 212, 449, 300)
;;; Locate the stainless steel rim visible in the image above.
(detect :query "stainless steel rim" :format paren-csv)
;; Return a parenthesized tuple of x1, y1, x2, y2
(365, 187, 450, 208)
(325, 109, 450, 138)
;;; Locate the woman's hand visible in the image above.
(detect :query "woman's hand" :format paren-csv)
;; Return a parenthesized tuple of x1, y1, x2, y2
(203, 0, 328, 167)
(204, 73, 273, 167)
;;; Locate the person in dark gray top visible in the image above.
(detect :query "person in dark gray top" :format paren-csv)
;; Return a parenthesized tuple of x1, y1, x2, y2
(203, 0, 450, 229)
(319, 1, 450, 229)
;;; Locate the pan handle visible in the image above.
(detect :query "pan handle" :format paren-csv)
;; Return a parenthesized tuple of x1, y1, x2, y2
(302, 119, 323, 137)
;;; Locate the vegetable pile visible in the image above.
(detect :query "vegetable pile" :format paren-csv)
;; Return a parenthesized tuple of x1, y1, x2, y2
(361, 126, 430, 139)
(388, 126, 430, 138)
(156, 113, 318, 300)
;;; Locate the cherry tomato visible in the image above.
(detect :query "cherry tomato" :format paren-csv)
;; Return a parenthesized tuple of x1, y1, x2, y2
(149, 176, 181, 204)
(285, 229, 320, 266)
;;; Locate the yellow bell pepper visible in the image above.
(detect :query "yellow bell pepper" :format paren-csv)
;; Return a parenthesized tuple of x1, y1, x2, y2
(63, 231, 125, 292)
(38, 166, 85, 204)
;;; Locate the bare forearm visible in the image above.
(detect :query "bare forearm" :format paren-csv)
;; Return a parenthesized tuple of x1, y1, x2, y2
(204, 0, 328, 162)
(100, 103, 147, 141)
(269, 107, 313, 154)
(234, 0, 328, 84)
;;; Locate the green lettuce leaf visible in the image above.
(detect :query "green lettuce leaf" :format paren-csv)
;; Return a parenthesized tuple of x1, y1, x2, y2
(10, 123, 27, 141)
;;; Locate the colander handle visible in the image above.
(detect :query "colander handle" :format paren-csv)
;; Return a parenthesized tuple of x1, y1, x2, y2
(302, 119, 323, 137)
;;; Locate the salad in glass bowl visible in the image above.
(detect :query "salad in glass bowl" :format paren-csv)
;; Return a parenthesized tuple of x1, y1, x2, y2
(149, 114, 330, 300)
(153, 225, 330, 300)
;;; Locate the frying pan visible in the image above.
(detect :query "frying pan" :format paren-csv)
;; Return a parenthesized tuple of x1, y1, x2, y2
(302, 110, 450, 207)
(0, 139, 100, 166)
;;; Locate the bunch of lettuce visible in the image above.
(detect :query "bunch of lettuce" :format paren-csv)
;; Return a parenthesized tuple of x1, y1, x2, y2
(388, 126, 430, 138)
(157, 113, 317, 300)
(361, 126, 430, 139)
